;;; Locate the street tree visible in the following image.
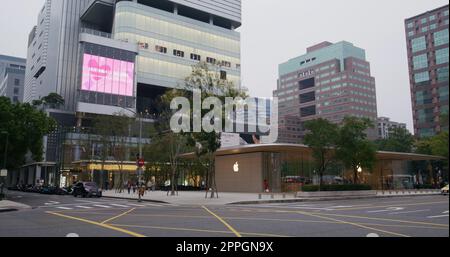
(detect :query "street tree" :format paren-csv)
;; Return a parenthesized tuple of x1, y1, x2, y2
(375, 127, 414, 153)
(336, 117, 377, 184)
(0, 97, 56, 170)
(303, 118, 338, 190)
(159, 62, 247, 198)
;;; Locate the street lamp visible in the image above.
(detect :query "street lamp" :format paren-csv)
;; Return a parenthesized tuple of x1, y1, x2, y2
(1, 131, 9, 199)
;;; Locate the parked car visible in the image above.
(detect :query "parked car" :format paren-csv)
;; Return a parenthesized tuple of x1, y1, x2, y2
(441, 184, 449, 195)
(72, 182, 102, 198)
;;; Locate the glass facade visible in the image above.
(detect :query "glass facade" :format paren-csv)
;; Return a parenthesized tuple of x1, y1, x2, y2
(411, 36, 426, 53)
(415, 90, 432, 105)
(113, 2, 241, 88)
(413, 54, 428, 70)
(414, 71, 430, 83)
(437, 67, 449, 82)
(435, 48, 449, 65)
(434, 29, 449, 46)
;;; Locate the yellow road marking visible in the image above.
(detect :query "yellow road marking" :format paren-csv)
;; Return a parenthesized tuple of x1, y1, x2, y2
(230, 207, 448, 228)
(202, 206, 242, 237)
(111, 224, 287, 237)
(46, 211, 146, 237)
(334, 201, 449, 211)
(317, 212, 449, 228)
(102, 208, 136, 224)
(295, 210, 410, 237)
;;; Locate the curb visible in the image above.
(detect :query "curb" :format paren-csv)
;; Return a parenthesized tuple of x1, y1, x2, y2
(229, 193, 443, 205)
(0, 208, 18, 213)
(102, 195, 170, 204)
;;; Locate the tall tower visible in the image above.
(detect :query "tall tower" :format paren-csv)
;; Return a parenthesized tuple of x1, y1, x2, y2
(274, 41, 378, 143)
(405, 5, 449, 138)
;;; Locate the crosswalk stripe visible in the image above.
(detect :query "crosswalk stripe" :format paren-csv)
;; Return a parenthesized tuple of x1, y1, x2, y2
(93, 205, 112, 208)
(127, 204, 146, 207)
(56, 207, 73, 210)
(110, 204, 130, 208)
(76, 206, 93, 209)
(145, 203, 163, 207)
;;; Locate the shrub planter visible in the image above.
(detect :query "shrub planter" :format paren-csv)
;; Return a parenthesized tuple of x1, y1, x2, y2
(297, 190, 377, 198)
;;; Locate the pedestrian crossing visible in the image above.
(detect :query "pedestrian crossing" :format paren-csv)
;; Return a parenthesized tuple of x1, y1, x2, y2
(48, 202, 166, 211)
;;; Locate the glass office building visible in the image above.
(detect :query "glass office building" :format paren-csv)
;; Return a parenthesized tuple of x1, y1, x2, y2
(405, 5, 449, 137)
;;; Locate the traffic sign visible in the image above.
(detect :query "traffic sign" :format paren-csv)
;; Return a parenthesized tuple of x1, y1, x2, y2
(137, 159, 145, 167)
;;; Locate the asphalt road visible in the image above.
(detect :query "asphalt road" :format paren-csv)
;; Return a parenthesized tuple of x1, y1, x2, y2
(0, 191, 448, 237)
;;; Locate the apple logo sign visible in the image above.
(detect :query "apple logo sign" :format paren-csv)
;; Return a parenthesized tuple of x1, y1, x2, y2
(233, 162, 239, 173)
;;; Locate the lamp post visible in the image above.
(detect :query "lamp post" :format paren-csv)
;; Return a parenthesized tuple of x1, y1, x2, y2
(1, 131, 9, 199)
(119, 107, 144, 202)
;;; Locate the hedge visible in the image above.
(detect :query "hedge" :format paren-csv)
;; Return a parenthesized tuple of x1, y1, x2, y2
(301, 184, 372, 192)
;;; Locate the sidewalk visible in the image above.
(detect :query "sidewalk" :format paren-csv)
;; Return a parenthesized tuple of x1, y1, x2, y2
(0, 200, 31, 212)
(102, 189, 443, 206)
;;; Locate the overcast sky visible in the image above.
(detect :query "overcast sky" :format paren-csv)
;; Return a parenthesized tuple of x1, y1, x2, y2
(1, 0, 448, 131)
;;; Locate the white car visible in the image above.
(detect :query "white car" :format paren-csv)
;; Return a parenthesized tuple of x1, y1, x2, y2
(442, 184, 449, 195)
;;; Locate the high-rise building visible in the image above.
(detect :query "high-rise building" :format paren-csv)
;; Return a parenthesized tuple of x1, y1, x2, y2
(16, 0, 241, 187)
(24, 0, 241, 116)
(0, 55, 26, 103)
(274, 41, 378, 143)
(377, 117, 407, 139)
(405, 5, 449, 138)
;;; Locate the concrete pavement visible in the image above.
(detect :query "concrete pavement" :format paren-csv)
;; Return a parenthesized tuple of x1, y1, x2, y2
(0, 191, 448, 237)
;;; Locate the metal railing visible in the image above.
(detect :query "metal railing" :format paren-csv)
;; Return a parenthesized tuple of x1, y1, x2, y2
(80, 27, 112, 39)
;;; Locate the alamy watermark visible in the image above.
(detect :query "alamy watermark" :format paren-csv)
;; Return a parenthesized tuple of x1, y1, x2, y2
(169, 89, 279, 143)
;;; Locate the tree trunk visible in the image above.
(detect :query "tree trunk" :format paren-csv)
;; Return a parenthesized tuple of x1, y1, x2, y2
(170, 166, 176, 196)
(353, 167, 358, 184)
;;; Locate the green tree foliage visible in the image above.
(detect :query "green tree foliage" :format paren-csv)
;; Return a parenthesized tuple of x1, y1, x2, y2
(303, 118, 338, 190)
(33, 93, 65, 109)
(375, 127, 414, 153)
(336, 117, 377, 184)
(0, 97, 56, 169)
(159, 62, 247, 198)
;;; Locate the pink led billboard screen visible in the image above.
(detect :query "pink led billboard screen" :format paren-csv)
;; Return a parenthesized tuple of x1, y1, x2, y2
(81, 53, 135, 97)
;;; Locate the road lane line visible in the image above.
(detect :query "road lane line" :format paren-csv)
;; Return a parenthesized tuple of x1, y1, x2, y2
(127, 204, 146, 207)
(111, 223, 287, 237)
(76, 206, 93, 209)
(202, 206, 242, 238)
(110, 204, 131, 208)
(56, 207, 73, 210)
(295, 210, 410, 237)
(46, 211, 145, 237)
(144, 203, 163, 207)
(427, 215, 449, 219)
(333, 201, 448, 211)
(102, 208, 136, 224)
(389, 209, 430, 215)
(93, 205, 112, 209)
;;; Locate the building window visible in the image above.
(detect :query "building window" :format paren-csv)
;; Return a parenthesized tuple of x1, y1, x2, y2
(408, 31, 415, 37)
(439, 86, 449, 101)
(221, 61, 231, 68)
(173, 49, 184, 58)
(220, 70, 227, 80)
(437, 67, 449, 82)
(13, 88, 19, 95)
(430, 23, 437, 30)
(430, 15, 436, 21)
(13, 96, 19, 103)
(155, 45, 167, 54)
(414, 71, 430, 83)
(413, 54, 428, 70)
(434, 29, 449, 46)
(14, 79, 20, 86)
(206, 57, 216, 64)
(421, 26, 428, 33)
(421, 18, 427, 24)
(407, 22, 415, 28)
(411, 36, 427, 53)
(419, 128, 434, 137)
(435, 48, 449, 65)
(190, 53, 201, 61)
(415, 90, 432, 105)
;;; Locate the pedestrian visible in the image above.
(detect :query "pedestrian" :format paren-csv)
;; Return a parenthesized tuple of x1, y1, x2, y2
(147, 180, 152, 193)
(127, 181, 131, 194)
(263, 179, 269, 193)
(133, 182, 137, 194)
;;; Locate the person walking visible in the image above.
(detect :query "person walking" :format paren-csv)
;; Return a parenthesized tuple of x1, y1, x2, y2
(127, 180, 131, 194)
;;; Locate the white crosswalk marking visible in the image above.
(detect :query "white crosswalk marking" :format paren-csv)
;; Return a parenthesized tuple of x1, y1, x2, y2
(76, 206, 93, 209)
(93, 205, 112, 209)
(127, 204, 146, 207)
(145, 203, 163, 207)
(56, 207, 73, 210)
(110, 204, 130, 208)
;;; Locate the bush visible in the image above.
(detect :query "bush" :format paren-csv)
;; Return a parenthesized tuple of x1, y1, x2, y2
(414, 184, 436, 189)
(302, 184, 372, 192)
